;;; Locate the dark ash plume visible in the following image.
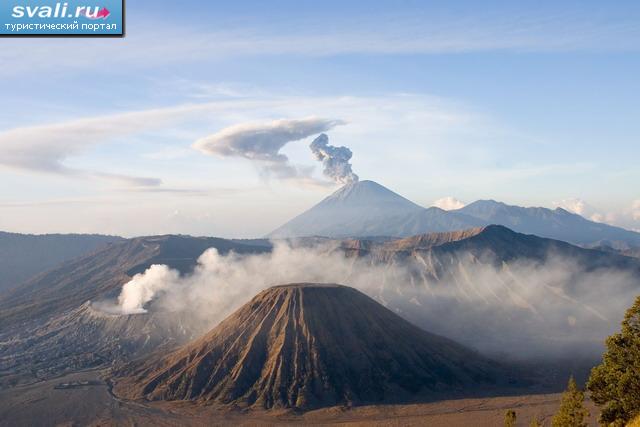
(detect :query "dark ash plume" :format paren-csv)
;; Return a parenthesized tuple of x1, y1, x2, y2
(310, 133, 359, 184)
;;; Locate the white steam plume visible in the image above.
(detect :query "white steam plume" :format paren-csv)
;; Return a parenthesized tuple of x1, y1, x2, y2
(309, 133, 358, 184)
(118, 264, 180, 314)
(114, 242, 640, 360)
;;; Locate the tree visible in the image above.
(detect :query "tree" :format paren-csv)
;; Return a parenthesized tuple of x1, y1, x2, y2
(551, 376, 588, 427)
(529, 415, 542, 426)
(587, 295, 640, 425)
(505, 409, 517, 427)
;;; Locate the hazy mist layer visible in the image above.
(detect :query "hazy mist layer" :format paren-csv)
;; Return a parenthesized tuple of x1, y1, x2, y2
(108, 242, 639, 360)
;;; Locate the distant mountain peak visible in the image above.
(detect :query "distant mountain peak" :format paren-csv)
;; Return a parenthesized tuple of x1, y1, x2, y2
(320, 179, 422, 208)
(268, 180, 426, 238)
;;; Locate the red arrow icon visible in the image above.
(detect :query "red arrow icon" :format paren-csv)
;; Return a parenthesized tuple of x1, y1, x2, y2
(84, 7, 110, 20)
(96, 7, 110, 19)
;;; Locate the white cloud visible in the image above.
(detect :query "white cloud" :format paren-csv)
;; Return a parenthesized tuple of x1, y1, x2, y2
(0, 103, 223, 186)
(433, 196, 466, 210)
(632, 200, 640, 221)
(0, 94, 478, 190)
(0, 99, 299, 186)
(193, 117, 345, 182)
(554, 198, 592, 216)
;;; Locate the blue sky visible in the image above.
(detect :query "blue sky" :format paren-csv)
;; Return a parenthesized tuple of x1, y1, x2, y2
(0, 0, 639, 236)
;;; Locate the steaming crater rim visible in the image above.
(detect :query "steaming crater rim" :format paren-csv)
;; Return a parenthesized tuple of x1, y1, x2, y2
(86, 300, 159, 317)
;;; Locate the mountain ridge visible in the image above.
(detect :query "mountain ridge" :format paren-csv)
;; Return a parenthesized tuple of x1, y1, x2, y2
(0, 232, 123, 294)
(269, 181, 640, 247)
(457, 199, 640, 247)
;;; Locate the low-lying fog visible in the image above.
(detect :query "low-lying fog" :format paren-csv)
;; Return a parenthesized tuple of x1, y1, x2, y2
(98, 242, 639, 361)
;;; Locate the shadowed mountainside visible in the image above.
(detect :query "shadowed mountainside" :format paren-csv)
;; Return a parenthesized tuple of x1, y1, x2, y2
(115, 284, 518, 410)
(0, 231, 123, 294)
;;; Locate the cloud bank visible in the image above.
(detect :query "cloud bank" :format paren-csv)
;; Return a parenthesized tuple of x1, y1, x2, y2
(193, 117, 345, 181)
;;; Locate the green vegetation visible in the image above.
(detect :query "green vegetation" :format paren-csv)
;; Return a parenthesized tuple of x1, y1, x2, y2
(505, 409, 517, 427)
(588, 296, 640, 426)
(551, 376, 588, 427)
(529, 415, 542, 426)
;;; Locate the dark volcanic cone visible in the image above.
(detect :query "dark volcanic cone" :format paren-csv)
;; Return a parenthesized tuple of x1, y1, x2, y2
(115, 283, 515, 410)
